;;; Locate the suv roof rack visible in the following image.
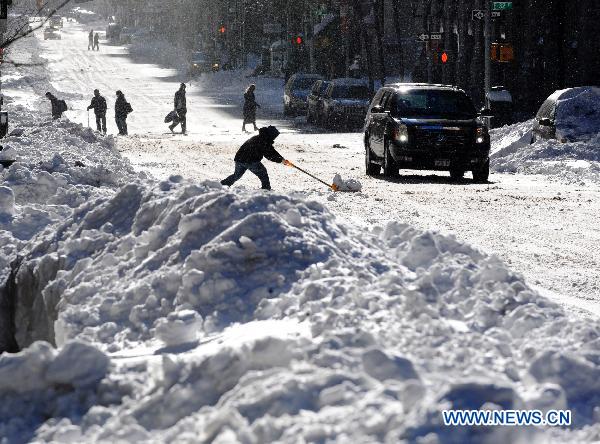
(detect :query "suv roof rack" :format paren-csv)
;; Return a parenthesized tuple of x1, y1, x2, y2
(385, 82, 461, 90)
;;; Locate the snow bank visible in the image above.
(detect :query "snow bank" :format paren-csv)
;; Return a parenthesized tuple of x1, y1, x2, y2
(4, 180, 600, 443)
(491, 120, 600, 184)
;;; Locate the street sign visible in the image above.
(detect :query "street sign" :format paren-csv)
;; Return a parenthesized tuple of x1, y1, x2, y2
(472, 10, 484, 20)
(263, 23, 282, 34)
(491, 11, 502, 18)
(492, 2, 513, 10)
(417, 33, 442, 41)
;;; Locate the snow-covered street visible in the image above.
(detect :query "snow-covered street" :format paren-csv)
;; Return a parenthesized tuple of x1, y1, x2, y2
(32, 18, 600, 312)
(1, 13, 600, 444)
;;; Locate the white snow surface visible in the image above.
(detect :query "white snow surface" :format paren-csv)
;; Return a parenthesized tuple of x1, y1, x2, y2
(1, 15, 600, 444)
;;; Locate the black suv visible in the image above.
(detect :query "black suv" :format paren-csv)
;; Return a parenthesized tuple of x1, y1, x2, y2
(364, 84, 491, 182)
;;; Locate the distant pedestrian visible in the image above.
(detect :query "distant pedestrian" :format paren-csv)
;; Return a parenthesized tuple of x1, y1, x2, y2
(87, 89, 107, 133)
(242, 84, 260, 132)
(169, 83, 187, 134)
(45, 92, 67, 120)
(115, 90, 132, 135)
(88, 29, 94, 50)
(93, 33, 100, 51)
(221, 126, 287, 190)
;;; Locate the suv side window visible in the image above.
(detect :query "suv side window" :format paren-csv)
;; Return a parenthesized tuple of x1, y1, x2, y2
(383, 91, 395, 111)
(311, 81, 320, 95)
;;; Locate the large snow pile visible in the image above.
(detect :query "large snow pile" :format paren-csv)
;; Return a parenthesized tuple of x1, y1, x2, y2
(2, 175, 600, 442)
(491, 120, 600, 184)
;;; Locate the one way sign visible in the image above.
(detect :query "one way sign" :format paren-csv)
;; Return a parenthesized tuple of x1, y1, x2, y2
(472, 9, 484, 20)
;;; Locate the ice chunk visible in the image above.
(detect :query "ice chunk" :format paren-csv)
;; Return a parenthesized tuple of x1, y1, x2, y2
(155, 310, 203, 346)
(332, 173, 362, 192)
(0, 186, 16, 216)
(45, 340, 110, 388)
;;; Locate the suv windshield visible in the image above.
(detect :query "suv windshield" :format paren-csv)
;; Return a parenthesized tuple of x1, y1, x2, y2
(332, 85, 370, 99)
(392, 90, 476, 119)
(293, 78, 319, 90)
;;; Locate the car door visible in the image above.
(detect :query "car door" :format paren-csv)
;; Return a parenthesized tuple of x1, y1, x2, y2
(370, 90, 392, 156)
(308, 81, 319, 114)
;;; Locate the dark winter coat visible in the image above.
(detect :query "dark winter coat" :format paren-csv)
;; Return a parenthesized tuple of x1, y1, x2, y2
(174, 89, 186, 112)
(88, 95, 107, 116)
(115, 95, 131, 118)
(47, 94, 63, 118)
(243, 91, 259, 122)
(234, 126, 283, 164)
(94, 33, 99, 43)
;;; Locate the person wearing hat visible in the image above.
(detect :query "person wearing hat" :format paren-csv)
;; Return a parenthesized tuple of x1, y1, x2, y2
(115, 90, 133, 135)
(169, 83, 187, 134)
(87, 89, 107, 133)
(45, 92, 66, 120)
(221, 126, 289, 190)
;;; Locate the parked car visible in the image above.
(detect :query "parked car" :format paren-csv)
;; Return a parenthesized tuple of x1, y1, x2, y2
(119, 27, 136, 44)
(321, 78, 371, 129)
(531, 86, 600, 143)
(307, 80, 330, 125)
(48, 16, 63, 28)
(44, 26, 61, 40)
(364, 83, 491, 182)
(106, 23, 122, 42)
(129, 28, 153, 45)
(189, 52, 219, 75)
(283, 73, 324, 116)
(485, 86, 513, 128)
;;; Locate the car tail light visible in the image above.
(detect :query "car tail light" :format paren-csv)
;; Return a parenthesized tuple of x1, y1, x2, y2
(393, 124, 409, 143)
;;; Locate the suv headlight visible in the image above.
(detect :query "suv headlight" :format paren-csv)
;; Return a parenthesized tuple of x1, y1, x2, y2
(394, 124, 409, 143)
(475, 127, 488, 144)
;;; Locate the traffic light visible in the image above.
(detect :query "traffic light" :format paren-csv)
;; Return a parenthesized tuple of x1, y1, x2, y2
(491, 43, 514, 62)
(291, 35, 304, 46)
(441, 51, 448, 64)
(218, 25, 226, 34)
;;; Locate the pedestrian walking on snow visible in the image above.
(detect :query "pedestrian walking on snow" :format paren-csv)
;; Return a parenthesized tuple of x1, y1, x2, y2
(87, 89, 107, 133)
(88, 30, 94, 50)
(169, 83, 187, 134)
(45, 92, 67, 120)
(93, 33, 100, 51)
(242, 84, 260, 132)
(221, 126, 288, 190)
(115, 90, 132, 135)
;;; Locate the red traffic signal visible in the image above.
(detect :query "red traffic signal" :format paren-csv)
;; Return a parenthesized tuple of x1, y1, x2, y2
(441, 52, 448, 63)
(219, 25, 226, 34)
(291, 35, 303, 45)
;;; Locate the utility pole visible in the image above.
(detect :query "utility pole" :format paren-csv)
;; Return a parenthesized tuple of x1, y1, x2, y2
(484, 0, 491, 96)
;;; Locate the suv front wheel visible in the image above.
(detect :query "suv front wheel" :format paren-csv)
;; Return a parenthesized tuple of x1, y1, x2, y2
(472, 159, 490, 183)
(365, 139, 380, 176)
(382, 139, 398, 178)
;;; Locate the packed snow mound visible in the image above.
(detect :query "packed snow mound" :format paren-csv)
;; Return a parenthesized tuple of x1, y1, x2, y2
(5, 182, 600, 443)
(332, 173, 362, 192)
(491, 120, 600, 184)
(549, 86, 600, 141)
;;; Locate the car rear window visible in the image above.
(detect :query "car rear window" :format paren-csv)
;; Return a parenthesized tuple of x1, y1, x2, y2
(332, 85, 370, 99)
(391, 90, 476, 119)
(536, 99, 556, 119)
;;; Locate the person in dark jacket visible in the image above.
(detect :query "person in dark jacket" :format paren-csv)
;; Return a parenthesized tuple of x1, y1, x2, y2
(88, 30, 94, 50)
(45, 92, 64, 120)
(169, 83, 187, 134)
(221, 126, 288, 190)
(115, 90, 132, 135)
(93, 32, 100, 51)
(242, 84, 260, 132)
(87, 89, 107, 133)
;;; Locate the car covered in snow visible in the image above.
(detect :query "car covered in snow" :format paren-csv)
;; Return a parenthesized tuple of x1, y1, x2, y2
(364, 83, 491, 182)
(48, 16, 63, 29)
(283, 73, 324, 116)
(532, 86, 600, 143)
(321, 78, 371, 129)
(306, 79, 330, 125)
(43, 26, 61, 40)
